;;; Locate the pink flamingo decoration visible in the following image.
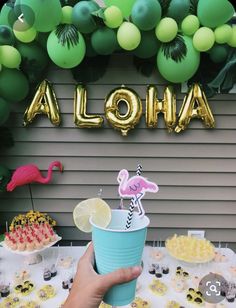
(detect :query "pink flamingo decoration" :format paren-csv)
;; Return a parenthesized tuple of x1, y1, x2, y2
(117, 169, 159, 217)
(7, 161, 63, 192)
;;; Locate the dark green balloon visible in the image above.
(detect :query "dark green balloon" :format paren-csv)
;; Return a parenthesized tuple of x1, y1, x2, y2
(0, 98, 10, 126)
(0, 4, 17, 27)
(0, 25, 15, 45)
(36, 32, 50, 50)
(16, 42, 49, 83)
(0, 164, 11, 193)
(91, 27, 117, 55)
(131, 0, 162, 31)
(72, 1, 99, 34)
(0, 68, 29, 103)
(197, 0, 235, 28)
(20, 0, 62, 32)
(157, 36, 200, 83)
(134, 30, 159, 58)
(167, 0, 190, 23)
(209, 44, 228, 63)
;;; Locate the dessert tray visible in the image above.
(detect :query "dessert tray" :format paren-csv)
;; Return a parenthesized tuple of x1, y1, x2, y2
(0, 235, 62, 256)
(165, 234, 215, 264)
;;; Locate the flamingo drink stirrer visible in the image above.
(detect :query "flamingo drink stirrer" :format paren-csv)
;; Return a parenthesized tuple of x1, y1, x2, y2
(117, 165, 159, 229)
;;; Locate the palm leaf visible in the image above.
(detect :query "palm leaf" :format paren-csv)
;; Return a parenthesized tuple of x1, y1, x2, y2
(161, 35, 187, 62)
(158, 0, 171, 16)
(189, 0, 199, 15)
(55, 24, 79, 49)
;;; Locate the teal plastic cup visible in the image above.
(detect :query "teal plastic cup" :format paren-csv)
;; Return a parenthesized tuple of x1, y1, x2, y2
(90, 209, 150, 306)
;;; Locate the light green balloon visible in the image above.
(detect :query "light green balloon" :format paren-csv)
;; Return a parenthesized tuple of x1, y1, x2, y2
(104, 0, 136, 18)
(157, 36, 200, 83)
(228, 26, 236, 47)
(13, 22, 37, 43)
(47, 26, 86, 68)
(20, 0, 62, 32)
(104, 6, 123, 29)
(0, 45, 22, 68)
(155, 18, 178, 43)
(193, 27, 215, 52)
(215, 24, 233, 44)
(61, 6, 73, 24)
(181, 15, 200, 36)
(117, 22, 141, 51)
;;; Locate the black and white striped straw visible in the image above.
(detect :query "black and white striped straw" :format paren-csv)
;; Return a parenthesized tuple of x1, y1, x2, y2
(125, 164, 143, 230)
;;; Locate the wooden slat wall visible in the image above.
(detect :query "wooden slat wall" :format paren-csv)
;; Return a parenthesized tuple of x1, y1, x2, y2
(0, 55, 236, 246)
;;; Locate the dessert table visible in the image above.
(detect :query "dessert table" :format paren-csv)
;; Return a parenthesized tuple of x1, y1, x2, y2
(0, 246, 235, 307)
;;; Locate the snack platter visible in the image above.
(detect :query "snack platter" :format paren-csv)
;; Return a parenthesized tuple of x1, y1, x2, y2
(0, 235, 62, 256)
(0, 246, 235, 308)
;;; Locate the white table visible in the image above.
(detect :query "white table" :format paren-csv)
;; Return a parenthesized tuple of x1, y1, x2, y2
(0, 246, 235, 307)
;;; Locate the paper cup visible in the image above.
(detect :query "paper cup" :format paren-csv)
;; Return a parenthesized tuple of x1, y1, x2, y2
(91, 209, 150, 306)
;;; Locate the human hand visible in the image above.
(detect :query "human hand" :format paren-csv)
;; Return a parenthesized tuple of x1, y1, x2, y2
(64, 242, 142, 308)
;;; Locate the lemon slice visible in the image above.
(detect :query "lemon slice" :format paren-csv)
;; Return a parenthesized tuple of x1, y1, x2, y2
(73, 198, 111, 233)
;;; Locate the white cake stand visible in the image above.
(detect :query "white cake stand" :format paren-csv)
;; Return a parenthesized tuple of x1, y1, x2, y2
(0, 235, 62, 265)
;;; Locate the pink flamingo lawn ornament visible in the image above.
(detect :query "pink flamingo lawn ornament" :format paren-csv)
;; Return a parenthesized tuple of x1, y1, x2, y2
(7, 161, 63, 192)
(117, 169, 159, 217)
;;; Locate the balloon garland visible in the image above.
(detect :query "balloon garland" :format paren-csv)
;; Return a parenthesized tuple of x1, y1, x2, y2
(0, 0, 235, 127)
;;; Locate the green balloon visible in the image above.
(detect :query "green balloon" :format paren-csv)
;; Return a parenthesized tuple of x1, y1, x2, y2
(0, 68, 29, 103)
(104, 6, 123, 29)
(131, 0, 162, 31)
(167, 0, 190, 23)
(61, 6, 73, 24)
(157, 36, 200, 83)
(0, 26, 15, 45)
(13, 25, 37, 43)
(181, 15, 200, 36)
(47, 25, 86, 68)
(193, 27, 215, 52)
(0, 4, 17, 27)
(17, 41, 48, 67)
(36, 32, 49, 50)
(209, 44, 228, 63)
(16, 41, 49, 82)
(0, 164, 11, 193)
(155, 18, 178, 43)
(104, 0, 136, 18)
(20, 0, 62, 32)
(91, 27, 117, 55)
(117, 21, 141, 51)
(72, 1, 99, 34)
(0, 98, 10, 126)
(215, 24, 233, 44)
(134, 30, 159, 58)
(0, 45, 22, 68)
(197, 0, 235, 28)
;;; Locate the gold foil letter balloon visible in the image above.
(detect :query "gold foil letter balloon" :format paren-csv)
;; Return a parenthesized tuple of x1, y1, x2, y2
(23, 80, 61, 126)
(175, 83, 215, 133)
(105, 87, 143, 136)
(74, 85, 104, 128)
(146, 85, 176, 132)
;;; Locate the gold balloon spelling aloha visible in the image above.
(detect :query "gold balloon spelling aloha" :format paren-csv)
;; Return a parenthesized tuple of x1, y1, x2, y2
(23, 80, 61, 127)
(23, 81, 215, 135)
(105, 86, 142, 136)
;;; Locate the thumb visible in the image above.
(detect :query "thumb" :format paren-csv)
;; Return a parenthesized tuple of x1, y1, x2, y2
(99, 266, 142, 292)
